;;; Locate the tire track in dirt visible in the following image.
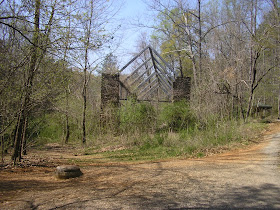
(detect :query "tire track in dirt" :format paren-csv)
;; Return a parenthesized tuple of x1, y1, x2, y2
(1, 123, 280, 209)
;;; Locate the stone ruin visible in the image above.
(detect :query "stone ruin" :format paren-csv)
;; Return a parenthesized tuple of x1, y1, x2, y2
(100, 73, 191, 109)
(173, 77, 191, 102)
(100, 73, 120, 130)
(100, 73, 120, 110)
(100, 46, 191, 127)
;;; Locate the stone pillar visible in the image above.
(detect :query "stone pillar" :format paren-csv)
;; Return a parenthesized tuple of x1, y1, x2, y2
(100, 73, 120, 131)
(173, 77, 191, 102)
(101, 73, 120, 109)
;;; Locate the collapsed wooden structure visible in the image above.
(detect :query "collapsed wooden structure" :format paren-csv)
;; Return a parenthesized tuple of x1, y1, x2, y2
(119, 45, 178, 102)
(100, 45, 191, 111)
(100, 46, 191, 128)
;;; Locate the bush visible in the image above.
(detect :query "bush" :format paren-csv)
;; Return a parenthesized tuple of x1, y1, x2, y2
(120, 98, 156, 133)
(158, 100, 197, 131)
(34, 113, 64, 144)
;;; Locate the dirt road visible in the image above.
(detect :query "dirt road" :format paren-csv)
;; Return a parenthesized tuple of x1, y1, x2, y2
(1, 124, 280, 209)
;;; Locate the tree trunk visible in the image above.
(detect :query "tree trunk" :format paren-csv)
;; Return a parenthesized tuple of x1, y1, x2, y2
(82, 74, 87, 144)
(198, 0, 202, 82)
(12, 0, 40, 163)
(82, 0, 94, 145)
(246, 0, 258, 122)
(12, 111, 23, 163)
(1, 135, 3, 163)
(82, 32, 89, 145)
(0, 116, 3, 163)
(246, 65, 257, 122)
(65, 88, 70, 144)
(63, 3, 71, 144)
(183, 14, 198, 87)
(21, 117, 28, 155)
(278, 84, 280, 119)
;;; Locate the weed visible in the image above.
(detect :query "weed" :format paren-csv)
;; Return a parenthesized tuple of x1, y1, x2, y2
(30, 96, 268, 162)
(120, 98, 156, 133)
(158, 100, 197, 131)
(197, 152, 205, 158)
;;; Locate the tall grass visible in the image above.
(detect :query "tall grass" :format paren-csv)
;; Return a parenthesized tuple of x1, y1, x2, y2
(96, 101, 267, 160)
(33, 99, 267, 160)
(120, 98, 156, 133)
(158, 100, 197, 131)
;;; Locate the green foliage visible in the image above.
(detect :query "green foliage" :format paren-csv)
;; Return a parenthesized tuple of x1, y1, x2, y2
(27, 90, 269, 163)
(82, 119, 267, 162)
(120, 98, 156, 133)
(34, 114, 64, 144)
(158, 100, 197, 131)
(151, 8, 193, 77)
(100, 53, 119, 74)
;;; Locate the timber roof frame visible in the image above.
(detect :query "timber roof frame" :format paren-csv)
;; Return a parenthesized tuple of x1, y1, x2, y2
(119, 45, 178, 102)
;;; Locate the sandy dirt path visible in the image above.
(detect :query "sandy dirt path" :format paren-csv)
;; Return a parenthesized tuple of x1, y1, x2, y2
(1, 123, 280, 209)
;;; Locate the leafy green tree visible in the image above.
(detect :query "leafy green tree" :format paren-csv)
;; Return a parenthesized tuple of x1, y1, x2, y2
(0, 0, 79, 161)
(101, 53, 119, 74)
(152, 8, 193, 77)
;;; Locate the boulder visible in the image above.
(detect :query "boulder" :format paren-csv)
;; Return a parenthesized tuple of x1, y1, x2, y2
(55, 165, 83, 179)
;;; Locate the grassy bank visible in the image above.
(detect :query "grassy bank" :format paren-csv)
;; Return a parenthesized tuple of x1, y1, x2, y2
(34, 99, 269, 163)
(77, 120, 267, 162)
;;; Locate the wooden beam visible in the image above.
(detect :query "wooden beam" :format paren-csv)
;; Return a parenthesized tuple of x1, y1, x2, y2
(133, 71, 156, 92)
(153, 55, 172, 77)
(159, 82, 171, 95)
(120, 98, 171, 102)
(140, 84, 159, 100)
(130, 65, 153, 87)
(149, 46, 178, 78)
(138, 78, 158, 96)
(157, 72, 173, 90)
(154, 57, 175, 82)
(119, 46, 150, 73)
(119, 80, 131, 94)
(123, 57, 152, 83)
(155, 65, 173, 87)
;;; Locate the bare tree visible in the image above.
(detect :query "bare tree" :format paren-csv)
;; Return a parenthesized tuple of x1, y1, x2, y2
(12, 0, 42, 162)
(71, 0, 120, 144)
(0, 0, 73, 162)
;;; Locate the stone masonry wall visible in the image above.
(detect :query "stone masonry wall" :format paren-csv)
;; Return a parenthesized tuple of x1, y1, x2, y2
(173, 77, 191, 102)
(101, 73, 120, 109)
(100, 73, 120, 131)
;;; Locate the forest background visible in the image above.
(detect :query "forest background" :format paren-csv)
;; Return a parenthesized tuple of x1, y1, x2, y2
(0, 0, 279, 164)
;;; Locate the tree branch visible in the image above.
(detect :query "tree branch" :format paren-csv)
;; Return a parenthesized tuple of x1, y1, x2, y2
(0, 21, 35, 46)
(253, 64, 277, 91)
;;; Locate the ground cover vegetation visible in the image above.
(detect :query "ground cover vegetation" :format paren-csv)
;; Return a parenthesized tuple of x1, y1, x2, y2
(0, 0, 279, 164)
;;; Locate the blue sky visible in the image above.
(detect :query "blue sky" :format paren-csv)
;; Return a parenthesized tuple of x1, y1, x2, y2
(113, 0, 151, 67)
(121, 0, 147, 17)
(103, 0, 199, 69)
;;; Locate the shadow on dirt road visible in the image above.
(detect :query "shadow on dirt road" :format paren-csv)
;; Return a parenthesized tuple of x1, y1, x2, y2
(1, 126, 280, 209)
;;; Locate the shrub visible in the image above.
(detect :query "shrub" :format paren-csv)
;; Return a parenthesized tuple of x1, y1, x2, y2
(120, 98, 156, 133)
(158, 100, 197, 131)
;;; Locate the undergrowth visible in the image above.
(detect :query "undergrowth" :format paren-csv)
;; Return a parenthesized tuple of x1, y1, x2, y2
(34, 99, 268, 161)
(88, 120, 267, 161)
